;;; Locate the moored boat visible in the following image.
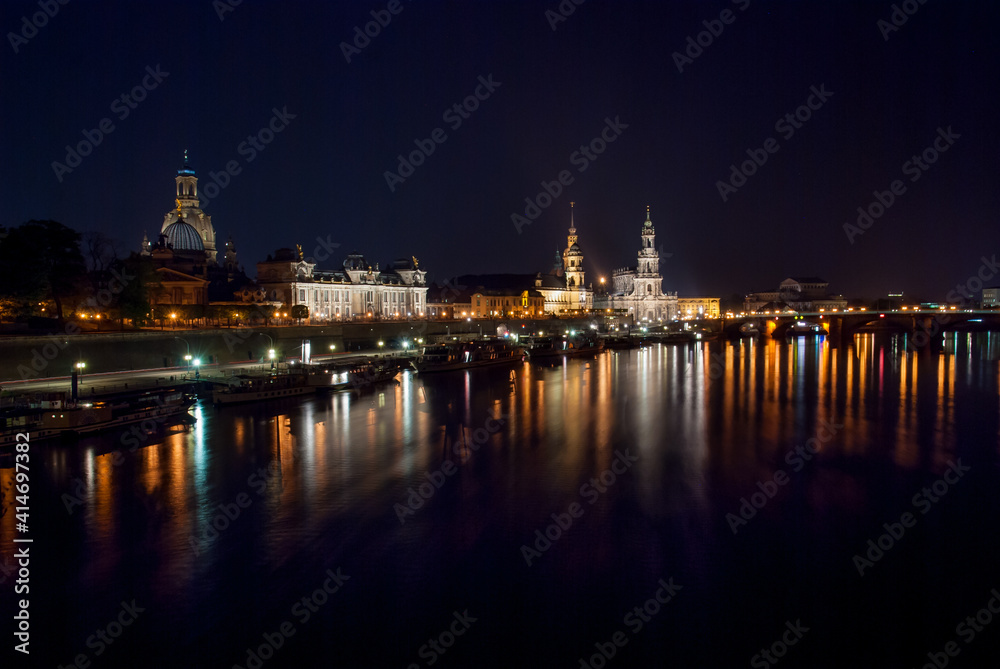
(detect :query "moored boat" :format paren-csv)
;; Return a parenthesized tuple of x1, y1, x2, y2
(411, 339, 525, 373)
(212, 372, 315, 405)
(0, 390, 195, 449)
(528, 334, 605, 359)
(304, 359, 401, 392)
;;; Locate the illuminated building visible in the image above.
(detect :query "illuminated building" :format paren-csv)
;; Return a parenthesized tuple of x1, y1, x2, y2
(596, 206, 679, 322)
(744, 278, 847, 313)
(677, 297, 721, 319)
(256, 249, 427, 322)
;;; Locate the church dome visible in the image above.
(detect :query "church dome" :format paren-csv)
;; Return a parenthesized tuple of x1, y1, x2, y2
(567, 242, 582, 255)
(163, 220, 204, 251)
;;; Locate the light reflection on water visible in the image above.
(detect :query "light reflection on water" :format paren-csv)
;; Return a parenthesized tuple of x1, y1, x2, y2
(1, 332, 998, 666)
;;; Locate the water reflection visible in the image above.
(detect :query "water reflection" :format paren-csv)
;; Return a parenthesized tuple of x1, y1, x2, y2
(1, 333, 997, 666)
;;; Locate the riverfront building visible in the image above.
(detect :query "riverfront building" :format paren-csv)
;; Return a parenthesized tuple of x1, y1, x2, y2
(744, 278, 847, 313)
(596, 207, 679, 323)
(256, 249, 428, 322)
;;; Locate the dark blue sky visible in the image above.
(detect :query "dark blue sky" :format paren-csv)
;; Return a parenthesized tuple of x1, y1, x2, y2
(2, 0, 998, 300)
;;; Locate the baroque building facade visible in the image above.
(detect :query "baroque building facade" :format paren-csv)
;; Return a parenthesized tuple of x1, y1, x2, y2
(159, 151, 218, 263)
(140, 154, 251, 309)
(597, 207, 679, 322)
(744, 277, 847, 313)
(256, 249, 428, 322)
(535, 203, 593, 314)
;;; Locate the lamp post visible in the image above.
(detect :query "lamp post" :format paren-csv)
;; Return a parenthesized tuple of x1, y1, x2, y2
(258, 333, 275, 366)
(71, 361, 85, 401)
(193, 358, 201, 379)
(174, 336, 191, 365)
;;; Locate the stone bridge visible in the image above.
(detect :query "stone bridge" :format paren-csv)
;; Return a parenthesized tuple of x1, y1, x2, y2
(716, 310, 1000, 348)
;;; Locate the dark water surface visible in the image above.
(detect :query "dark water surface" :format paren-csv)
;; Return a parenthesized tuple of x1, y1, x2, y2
(3, 334, 1000, 668)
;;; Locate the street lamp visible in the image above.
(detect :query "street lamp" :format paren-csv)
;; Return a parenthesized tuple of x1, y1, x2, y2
(71, 361, 86, 401)
(193, 358, 201, 379)
(268, 348, 276, 370)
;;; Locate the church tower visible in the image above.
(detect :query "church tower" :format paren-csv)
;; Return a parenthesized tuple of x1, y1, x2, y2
(224, 235, 239, 273)
(633, 206, 661, 297)
(160, 151, 218, 263)
(562, 202, 586, 289)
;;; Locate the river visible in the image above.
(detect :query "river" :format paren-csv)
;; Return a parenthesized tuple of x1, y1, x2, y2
(2, 333, 999, 667)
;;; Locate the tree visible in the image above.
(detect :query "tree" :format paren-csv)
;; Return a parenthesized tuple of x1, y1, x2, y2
(0, 220, 87, 321)
(115, 254, 158, 328)
(291, 304, 309, 323)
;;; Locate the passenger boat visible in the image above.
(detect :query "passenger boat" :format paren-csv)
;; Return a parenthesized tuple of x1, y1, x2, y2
(304, 359, 401, 391)
(601, 335, 639, 350)
(212, 372, 315, 405)
(787, 322, 826, 337)
(527, 335, 605, 359)
(0, 390, 195, 449)
(411, 339, 525, 373)
(656, 331, 697, 344)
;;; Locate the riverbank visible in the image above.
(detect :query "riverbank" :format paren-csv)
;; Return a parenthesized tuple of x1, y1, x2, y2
(0, 318, 600, 382)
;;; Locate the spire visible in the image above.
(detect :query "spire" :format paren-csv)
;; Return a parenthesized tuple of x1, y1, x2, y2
(643, 205, 654, 231)
(178, 149, 195, 176)
(569, 201, 576, 234)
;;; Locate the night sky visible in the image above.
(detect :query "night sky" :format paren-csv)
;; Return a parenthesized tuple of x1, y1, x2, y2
(2, 0, 998, 300)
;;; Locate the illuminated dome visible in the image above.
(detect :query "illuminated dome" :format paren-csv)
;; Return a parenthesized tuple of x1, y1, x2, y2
(163, 220, 204, 251)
